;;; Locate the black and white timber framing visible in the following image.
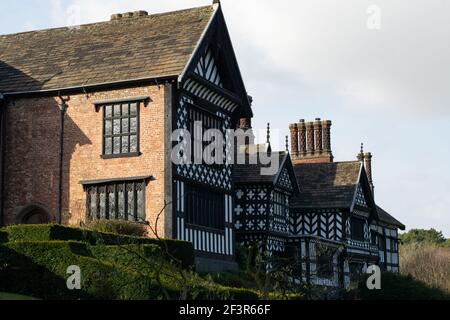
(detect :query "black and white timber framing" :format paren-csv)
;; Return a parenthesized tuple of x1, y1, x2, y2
(172, 5, 252, 265)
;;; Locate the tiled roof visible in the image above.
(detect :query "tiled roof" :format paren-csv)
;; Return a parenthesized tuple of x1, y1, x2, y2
(234, 152, 288, 184)
(376, 205, 406, 230)
(291, 161, 362, 209)
(0, 6, 214, 93)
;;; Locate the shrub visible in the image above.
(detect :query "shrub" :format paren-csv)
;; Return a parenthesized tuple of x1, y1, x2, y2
(86, 220, 148, 237)
(0, 231, 7, 244)
(400, 243, 450, 294)
(209, 271, 259, 290)
(356, 272, 450, 300)
(1, 224, 195, 269)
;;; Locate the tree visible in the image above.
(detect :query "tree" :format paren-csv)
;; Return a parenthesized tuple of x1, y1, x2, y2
(399, 229, 446, 245)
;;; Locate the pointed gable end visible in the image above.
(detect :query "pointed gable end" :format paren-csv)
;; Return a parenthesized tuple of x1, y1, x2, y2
(180, 4, 253, 118)
(274, 153, 300, 195)
(351, 164, 378, 221)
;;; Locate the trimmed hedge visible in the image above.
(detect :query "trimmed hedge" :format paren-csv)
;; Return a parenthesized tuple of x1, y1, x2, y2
(1, 224, 194, 269)
(356, 272, 450, 300)
(0, 241, 259, 300)
(86, 220, 148, 237)
(0, 241, 158, 300)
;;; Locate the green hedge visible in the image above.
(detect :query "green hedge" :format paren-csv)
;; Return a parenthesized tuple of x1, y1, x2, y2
(1, 224, 194, 269)
(0, 241, 160, 300)
(0, 241, 259, 300)
(357, 272, 450, 300)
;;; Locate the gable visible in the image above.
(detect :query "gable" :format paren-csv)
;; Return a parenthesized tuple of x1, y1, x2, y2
(351, 166, 379, 222)
(194, 46, 223, 87)
(181, 6, 252, 118)
(276, 167, 294, 192)
(274, 154, 299, 194)
(355, 184, 369, 208)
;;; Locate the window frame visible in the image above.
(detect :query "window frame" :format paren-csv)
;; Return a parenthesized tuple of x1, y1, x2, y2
(184, 183, 226, 231)
(187, 102, 225, 167)
(95, 97, 149, 159)
(351, 217, 366, 241)
(317, 251, 334, 279)
(83, 177, 150, 223)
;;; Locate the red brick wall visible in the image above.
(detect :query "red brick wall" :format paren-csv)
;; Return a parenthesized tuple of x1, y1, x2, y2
(3, 84, 172, 238)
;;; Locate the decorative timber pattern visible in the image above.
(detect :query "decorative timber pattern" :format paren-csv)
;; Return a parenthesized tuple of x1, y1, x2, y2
(175, 95, 233, 191)
(276, 167, 294, 192)
(289, 210, 343, 241)
(194, 47, 223, 87)
(175, 180, 234, 256)
(355, 184, 368, 208)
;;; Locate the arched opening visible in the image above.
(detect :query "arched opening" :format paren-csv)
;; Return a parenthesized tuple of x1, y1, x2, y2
(17, 205, 51, 225)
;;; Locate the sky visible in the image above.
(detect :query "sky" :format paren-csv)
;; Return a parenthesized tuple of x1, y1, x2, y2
(1, 0, 449, 236)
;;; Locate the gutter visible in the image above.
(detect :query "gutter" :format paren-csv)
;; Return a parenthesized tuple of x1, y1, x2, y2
(57, 96, 68, 225)
(2, 75, 178, 98)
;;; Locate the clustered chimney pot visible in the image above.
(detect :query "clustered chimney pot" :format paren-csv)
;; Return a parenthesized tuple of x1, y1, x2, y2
(289, 118, 333, 164)
(111, 10, 148, 21)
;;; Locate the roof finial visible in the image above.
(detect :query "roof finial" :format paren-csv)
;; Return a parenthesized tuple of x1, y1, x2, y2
(213, 0, 221, 5)
(286, 135, 289, 153)
(267, 123, 272, 156)
(357, 143, 365, 162)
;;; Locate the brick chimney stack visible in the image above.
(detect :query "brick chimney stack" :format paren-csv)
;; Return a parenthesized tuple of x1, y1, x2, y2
(289, 123, 299, 157)
(289, 118, 334, 164)
(314, 118, 323, 152)
(299, 120, 307, 156)
(306, 122, 315, 156)
(364, 152, 374, 193)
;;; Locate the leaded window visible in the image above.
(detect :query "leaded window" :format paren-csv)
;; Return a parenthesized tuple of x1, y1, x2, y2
(274, 191, 289, 220)
(86, 180, 146, 222)
(102, 102, 140, 157)
(317, 251, 334, 278)
(351, 217, 366, 241)
(188, 105, 224, 165)
(185, 184, 225, 230)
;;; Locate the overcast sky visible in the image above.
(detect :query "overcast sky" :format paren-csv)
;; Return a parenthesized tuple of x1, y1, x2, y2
(1, 0, 449, 236)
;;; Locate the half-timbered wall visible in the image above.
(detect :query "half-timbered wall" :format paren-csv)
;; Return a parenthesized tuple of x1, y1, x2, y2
(235, 185, 271, 234)
(173, 44, 239, 259)
(234, 168, 295, 267)
(290, 237, 342, 287)
(383, 227, 399, 272)
(290, 209, 344, 242)
(175, 180, 234, 257)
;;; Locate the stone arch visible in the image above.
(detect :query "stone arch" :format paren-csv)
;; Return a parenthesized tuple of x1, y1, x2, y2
(16, 204, 52, 225)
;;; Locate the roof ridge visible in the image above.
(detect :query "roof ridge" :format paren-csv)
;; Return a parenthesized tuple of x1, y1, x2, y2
(293, 160, 360, 168)
(0, 5, 213, 38)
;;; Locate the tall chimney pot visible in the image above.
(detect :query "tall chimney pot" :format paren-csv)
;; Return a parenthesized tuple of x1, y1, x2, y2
(314, 118, 323, 152)
(364, 152, 374, 193)
(289, 123, 299, 157)
(306, 122, 315, 155)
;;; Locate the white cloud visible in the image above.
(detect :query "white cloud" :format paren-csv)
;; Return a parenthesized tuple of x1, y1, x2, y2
(41, 0, 450, 236)
(221, 0, 450, 114)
